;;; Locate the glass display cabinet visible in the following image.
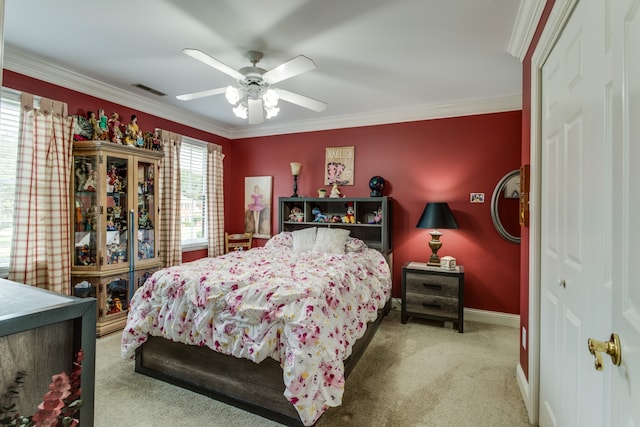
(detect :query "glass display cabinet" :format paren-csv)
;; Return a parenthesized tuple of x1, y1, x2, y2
(71, 141, 163, 336)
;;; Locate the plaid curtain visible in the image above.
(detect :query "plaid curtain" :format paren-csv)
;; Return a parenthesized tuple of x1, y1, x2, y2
(158, 130, 182, 267)
(207, 146, 224, 256)
(8, 94, 74, 293)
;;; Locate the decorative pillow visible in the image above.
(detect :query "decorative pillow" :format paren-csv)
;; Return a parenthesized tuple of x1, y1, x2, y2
(292, 227, 317, 252)
(345, 236, 367, 252)
(265, 231, 293, 249)
(312, 227, 351, 255)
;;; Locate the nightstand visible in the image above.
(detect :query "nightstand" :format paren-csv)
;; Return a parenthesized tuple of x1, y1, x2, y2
(401, 262, 465, 332)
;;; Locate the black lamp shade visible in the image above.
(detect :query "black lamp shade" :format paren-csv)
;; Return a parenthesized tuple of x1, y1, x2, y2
(416, 202, 459, 229)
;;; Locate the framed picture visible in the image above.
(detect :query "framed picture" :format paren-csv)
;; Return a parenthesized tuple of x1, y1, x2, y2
(325, 146, 354, 185)
(470, 193, 485, 203)
(244, 176, 272, 238)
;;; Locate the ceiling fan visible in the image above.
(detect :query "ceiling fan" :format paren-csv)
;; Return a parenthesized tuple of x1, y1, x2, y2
(177, 48, 327, 124)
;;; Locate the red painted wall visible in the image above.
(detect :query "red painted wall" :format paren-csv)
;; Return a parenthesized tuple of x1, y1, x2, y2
(229, 112, 522, 313)
(519, 0, 556, 379)
(3, 70, 522, 314)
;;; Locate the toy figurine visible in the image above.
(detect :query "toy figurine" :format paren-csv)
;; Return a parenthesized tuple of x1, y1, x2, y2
(138, 208, 153, 229)
(288, 206, 304, 222)
(342, 202, 355, 223)
(124, 114, 139, 146)
(151, 131, 162, 151)
(371, 207, 383, 224)
(98, 108, 109, 139)
(107, 164, 119, 188)
(312, 207, 328, 222)
(83, 170, 97, 192)
(78, 245, 92, 265)
(88, 111, 99, 140)
(75, 162, 88, 192)
(136, 130, 145, 147)
(108, 112, 124, 144)
(329, 183, 341, 198)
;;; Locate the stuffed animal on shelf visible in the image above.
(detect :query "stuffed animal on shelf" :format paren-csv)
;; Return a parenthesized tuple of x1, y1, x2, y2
(373, 206, 383, 224)
(289, 206, 304, 222)
(312, 207, 328, 222)
(342, 202, 355, 223)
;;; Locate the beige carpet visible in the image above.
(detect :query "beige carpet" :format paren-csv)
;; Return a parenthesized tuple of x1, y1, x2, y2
(95, 310, 533, 427)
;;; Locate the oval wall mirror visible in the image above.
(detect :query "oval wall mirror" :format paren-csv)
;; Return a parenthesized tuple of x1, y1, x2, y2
(491, 169, 521, 244)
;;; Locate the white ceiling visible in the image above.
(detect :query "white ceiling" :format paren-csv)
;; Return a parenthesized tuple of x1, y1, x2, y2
(2, 0, 525, 139)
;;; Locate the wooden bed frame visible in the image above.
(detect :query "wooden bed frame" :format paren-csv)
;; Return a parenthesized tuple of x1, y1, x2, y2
(135, 301, 390, 426)
(134, 202, 393, 425)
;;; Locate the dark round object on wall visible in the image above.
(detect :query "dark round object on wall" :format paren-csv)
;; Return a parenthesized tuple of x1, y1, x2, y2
(369, 176, 385, 197)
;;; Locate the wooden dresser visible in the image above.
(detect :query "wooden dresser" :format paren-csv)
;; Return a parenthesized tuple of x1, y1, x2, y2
(401, 262, 464, 332)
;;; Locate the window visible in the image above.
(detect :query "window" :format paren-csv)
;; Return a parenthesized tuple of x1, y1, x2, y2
(180, 137, 208, 250)
(0, 89, 21, 277)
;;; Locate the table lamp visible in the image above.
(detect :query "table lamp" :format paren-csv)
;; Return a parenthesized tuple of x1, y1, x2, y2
(290, 162, 302, 197)
(416, 202, 459, 266)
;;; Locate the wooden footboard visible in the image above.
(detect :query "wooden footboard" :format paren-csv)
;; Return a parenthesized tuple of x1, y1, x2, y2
(135, 301, 390, 426)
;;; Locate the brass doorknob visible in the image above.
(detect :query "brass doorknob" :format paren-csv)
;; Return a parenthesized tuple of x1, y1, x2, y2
(587, 333, 621, 371)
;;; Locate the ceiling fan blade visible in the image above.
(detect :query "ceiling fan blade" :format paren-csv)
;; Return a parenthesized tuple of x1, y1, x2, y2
(182, 48, 244, 81)
(248, 98, 264, 125)
(263, 55, 316, 84)
(176, 87, 226, 101)
(278, 89, 327, 112)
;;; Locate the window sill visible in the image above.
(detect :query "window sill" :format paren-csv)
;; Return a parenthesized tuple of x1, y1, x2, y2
(182, 242, 207, 252)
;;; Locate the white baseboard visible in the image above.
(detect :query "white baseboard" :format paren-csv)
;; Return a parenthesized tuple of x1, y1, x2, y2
(392, 301, 520, 328)
(516, 363, 533, 422)
(463, 307, 520, 328)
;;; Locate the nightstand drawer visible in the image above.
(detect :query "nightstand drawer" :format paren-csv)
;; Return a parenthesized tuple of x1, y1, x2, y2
(405, 293, 458, 318)
(404, 271, 458, 297)
(401, 262, 464, 332)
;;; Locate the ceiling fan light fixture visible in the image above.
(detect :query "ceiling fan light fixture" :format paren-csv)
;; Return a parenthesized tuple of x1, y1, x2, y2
(264, 105, 279, 119)
(225, 86, 241, 105)
(232, 103, 248, 119)
(263, 89, 279, 108)
(179, 49, 327, 124)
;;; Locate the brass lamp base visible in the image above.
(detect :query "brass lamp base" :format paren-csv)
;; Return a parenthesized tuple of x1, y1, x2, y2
(427, 229, 443, 266)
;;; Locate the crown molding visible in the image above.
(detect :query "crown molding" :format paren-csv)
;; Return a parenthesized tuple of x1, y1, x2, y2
(230, 95, 522, 138)
(508, 0, 548, 61)
(3, 45, 521, 140)
(3, 46, 235, 138)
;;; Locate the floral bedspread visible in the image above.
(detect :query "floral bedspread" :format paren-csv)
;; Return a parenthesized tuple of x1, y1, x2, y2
(121, 243, 391, 426)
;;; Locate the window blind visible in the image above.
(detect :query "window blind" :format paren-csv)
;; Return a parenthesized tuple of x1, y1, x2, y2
(0, 89, 21, 276)
(180, 137, 208, 246)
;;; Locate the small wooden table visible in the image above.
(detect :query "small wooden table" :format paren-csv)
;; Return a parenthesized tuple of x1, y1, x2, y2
(401, 262, 465, 332)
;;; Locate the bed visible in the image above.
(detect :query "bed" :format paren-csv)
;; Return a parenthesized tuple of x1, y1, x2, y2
(122, 227, 392, 426)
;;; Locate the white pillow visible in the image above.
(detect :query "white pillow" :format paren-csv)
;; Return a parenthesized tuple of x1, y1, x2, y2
(265, 231, 293, 249)
(292, 227, 317, 252)
(312, 227, 351, 255)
